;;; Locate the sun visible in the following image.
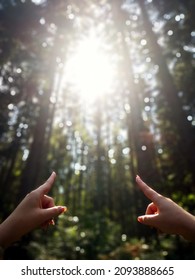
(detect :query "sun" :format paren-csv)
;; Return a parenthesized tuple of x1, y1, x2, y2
(64, 32, 116, 102)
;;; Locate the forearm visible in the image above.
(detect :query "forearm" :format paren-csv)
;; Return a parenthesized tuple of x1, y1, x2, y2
(0, 215, 23, 249)
(178, 211, 195, 242)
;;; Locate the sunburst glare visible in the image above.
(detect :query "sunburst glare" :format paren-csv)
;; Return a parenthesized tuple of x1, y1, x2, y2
(64, 32, 116, 102)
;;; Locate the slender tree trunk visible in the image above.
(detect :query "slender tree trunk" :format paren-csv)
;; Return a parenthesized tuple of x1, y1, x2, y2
(77, 143, 84, 209)
(111, 1, 160, 236)
(18, 55, 57, 200)
(105, 108, 114, 220)
(95, 101, 104, 212)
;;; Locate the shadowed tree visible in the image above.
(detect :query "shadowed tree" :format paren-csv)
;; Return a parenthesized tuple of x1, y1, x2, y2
(137, 0, 195, 189)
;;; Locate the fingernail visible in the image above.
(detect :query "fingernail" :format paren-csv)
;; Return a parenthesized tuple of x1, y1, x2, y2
(59, 206, 67, 214)
(137, 216, 143, 223)
(48, 219, 55, 226)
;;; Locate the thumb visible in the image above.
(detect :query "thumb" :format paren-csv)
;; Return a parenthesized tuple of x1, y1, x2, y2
(42, 206, 67, 221)
(137, 214, 158, 227)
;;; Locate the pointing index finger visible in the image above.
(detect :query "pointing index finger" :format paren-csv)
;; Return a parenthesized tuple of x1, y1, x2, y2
(136, 175, 161, 203)
(38, 172, 56, 195)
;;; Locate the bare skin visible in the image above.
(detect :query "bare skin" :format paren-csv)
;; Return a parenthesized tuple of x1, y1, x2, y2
(0, 172, 66, 249)
(136, 175, 195, 242)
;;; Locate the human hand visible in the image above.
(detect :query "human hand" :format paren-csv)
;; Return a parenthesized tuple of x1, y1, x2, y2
(136, 175, 195, 241)
(0, 172, 66, 248)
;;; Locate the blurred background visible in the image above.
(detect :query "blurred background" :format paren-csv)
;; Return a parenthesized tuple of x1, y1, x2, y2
(0, 0, 195, 259)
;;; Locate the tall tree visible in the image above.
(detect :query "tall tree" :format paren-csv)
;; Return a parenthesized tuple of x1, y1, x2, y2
(137, 0, 195, 188)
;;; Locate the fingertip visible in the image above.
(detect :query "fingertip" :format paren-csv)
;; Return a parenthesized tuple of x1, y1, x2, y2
(43, 206, 67, 221)
(48, 218, 55, 226)
(58, 206, 67, 214)
(136, 175, 140, 182)
(39, 172, 57, 194)
(137, 216, 143, 223)
(50, 171, 56, 180)
(136, 175, 143, 183)
(47, 171, 56, 184)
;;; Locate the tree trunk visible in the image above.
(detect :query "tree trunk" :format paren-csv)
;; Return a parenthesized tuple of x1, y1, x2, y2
(137, 0, 195, 186)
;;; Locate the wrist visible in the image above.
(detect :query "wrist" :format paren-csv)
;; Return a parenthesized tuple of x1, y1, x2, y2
(179, 212, 195, 242)
(0, 220, 13, 249)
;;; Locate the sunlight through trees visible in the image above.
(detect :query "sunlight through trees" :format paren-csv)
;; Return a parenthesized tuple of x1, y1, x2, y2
(0, 0, 195, 260)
